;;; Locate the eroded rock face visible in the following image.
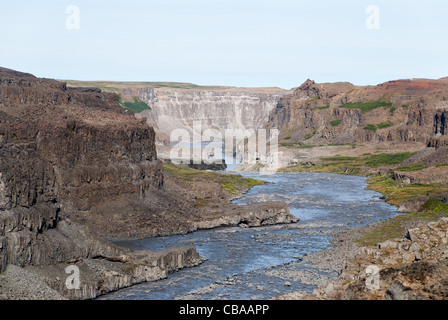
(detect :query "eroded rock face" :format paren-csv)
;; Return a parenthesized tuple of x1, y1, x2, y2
(191, 201, 298, 231)
(0, 68, 297, 299)
(268, 78, 448, 147)
(284, 218, 448, 300)
(0, 68, 201, 299)
(132, 86, 290, 148)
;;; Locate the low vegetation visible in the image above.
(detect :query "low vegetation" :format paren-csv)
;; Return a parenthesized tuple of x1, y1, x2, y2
(162, 161, 268, 195)
(363, 122, 394, 132)
(365, 174, 439, 207)
(435, 163, 448, 168)
(330, 119, 341, 126)
(339, 100, 393, 113)
(311, 105, 330, 110)
(357, 174, 448, 246)
(363, 124, 377, 132)
(394, 163, 428, 172)
(377, 122, 393, 129)
(364, 152, 415, 167)
(304, 130, 317, 140)
(280, 141, 315, 148)
(119, 96, 151, 113)
(356, 205, 448, 246)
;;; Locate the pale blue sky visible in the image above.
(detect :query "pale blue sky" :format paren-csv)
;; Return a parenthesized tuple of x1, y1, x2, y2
(1, 0, 447, 89)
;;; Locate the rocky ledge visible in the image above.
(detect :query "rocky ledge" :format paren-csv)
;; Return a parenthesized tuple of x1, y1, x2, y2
(277, 217, 448, 300)
(192, 201, 298, 231)
(0, 203, 204, 300)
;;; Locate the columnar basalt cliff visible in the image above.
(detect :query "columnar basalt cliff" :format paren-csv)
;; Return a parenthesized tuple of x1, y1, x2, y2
(0, 67, 205, 299)
(0, 67, 165, 236)
(268, 78, 448, 147)
(0, 68, 297, 299)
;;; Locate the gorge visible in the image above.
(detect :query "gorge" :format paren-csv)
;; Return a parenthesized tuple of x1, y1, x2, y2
(0, 67, 295, 299)
(1, 66, 448, 300)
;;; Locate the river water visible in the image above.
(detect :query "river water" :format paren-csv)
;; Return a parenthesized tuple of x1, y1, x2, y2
(98, 170, 399, 300)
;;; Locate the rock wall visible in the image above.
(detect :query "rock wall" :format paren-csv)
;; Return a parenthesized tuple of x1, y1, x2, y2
(316, 218, 448, 300)
(277, 217, 448, 300)
(0, 70, 164, 233)
(0, 68, 298, 299)
(0, 68, 203, 299)
(268, 78, 448, 147)
(129, 86, 290, 147)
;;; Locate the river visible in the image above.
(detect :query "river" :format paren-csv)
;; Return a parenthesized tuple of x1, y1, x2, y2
(98, 170, 399, 300)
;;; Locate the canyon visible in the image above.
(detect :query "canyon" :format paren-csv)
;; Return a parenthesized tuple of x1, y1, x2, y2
(1, 65, 448, 300)
(265, 78, 448, 172)
(0, 67, 296, 299)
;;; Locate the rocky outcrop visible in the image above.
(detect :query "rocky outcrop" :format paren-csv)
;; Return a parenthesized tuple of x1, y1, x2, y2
(280, 217, 448, 300)
(268, 78, 448, 147)
(187, 161, 227, 171)
(191, 201, 298, 231)
(0, 67, 165, 238)
(0, 68, 206, 299)
(0, 189, 204, 300)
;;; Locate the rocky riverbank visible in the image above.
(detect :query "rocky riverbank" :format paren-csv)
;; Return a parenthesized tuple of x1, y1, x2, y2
(275, 213, 448, 300)
(0, 68, 297, 300)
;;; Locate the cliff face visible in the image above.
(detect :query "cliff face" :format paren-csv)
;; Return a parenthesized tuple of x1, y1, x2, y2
(129, 86, 290, 147)
(0, 68, 193, 299)
(268, 78, 448, 147)
(0, 69, 298, 299)
(0, 70, 163, 230)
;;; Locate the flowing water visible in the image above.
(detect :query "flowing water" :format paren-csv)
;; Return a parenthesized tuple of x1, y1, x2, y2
(98, 171, 399, 300)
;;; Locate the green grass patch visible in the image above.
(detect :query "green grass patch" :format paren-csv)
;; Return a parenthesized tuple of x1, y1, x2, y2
(298, 144, 315, 149)
(119, 96, 151, 113)
(389, 106, 396, 116)
(311, 105, 330, 110)
(359, 122, 392, 133)
(356, 210, 446, 246)
(357, 196, 448, 246)
(363, 124, 377, 132)
(321, 156, 358, 161)
(163, 162, 268, 195)
(364, 152, 414, 167)
(339, 100, 393, 113)
(304, 130, 317, 140)
(330, 119, 341, 126)
(377, 122, 393, 129)
(420, 199, 448, 213)
(365, 174, 445, 207)
(395, 163, 428, 172)
(435, 163, 448, 167)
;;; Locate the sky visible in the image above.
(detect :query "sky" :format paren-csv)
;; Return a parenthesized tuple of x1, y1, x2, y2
(0, 0, 447, 89)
